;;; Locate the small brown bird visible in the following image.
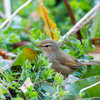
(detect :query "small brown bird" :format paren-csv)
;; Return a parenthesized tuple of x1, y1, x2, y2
(36, 39, 100, 76)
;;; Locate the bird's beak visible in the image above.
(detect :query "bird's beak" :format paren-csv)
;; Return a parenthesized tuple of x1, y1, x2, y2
(35, 45, 40, 47)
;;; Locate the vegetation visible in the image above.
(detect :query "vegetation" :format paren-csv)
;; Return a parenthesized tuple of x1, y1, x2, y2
(0, 0, 100, 100)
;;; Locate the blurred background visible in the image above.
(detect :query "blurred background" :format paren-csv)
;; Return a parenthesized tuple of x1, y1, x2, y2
(0, 0, 100, 52)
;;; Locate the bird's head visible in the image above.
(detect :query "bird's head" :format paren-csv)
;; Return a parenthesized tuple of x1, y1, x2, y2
(36, 39, 59, 54)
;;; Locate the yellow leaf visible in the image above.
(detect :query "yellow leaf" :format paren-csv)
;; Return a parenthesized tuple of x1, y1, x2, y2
(39, 0, 60, 41)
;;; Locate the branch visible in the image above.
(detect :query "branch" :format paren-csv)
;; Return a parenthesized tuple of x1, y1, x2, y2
(63, 0, 82, 40)
(72, 10, 98, 35)
(0, 78, 12, 99)
(64, 0, 76, 25)
(79, 81, 100, 95)
(0, 0, 32, 29)
(58, 3, 100, 43)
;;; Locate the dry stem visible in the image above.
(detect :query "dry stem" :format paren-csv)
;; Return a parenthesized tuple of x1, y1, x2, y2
(79, 81, 100, 95)
(0, 0, 32, 29)
(58, 3, 100, 43)
(0, 78, 12, 99)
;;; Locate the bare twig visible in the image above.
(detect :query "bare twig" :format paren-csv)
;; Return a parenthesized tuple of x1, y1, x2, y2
(66, 3, 100, 36)
(0, 0, 32, 29)
(88, 97, 100, 100)
(64, 0, 82, 40)
(64, 0, 76, 25)
(79, 81, 100, 95)
(72, 11, 98, 35)
(58, 3, 100, 43)
(0, 78, 12, 99)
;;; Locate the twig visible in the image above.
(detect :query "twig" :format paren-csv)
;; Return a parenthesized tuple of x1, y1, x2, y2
(0, 78, 12, 99)
(63, 0, 82, 40)
(79, 81, 100, 95)
(64, 0, 76, 25)
(66, 3, 100, 36)
(88, 97, 100, 100)
(72, 9, 98, 35)
(0, 0, 32, 29)
(58, 3, 100, 43)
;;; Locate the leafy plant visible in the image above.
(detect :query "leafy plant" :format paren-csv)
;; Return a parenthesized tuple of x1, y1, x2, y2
(60, 36, 96, 59)
(0, 0, 100, 99)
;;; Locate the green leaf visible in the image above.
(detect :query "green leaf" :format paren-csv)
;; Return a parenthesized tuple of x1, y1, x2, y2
(13, 47, 38, 66)
(12, 97, 23, 100)
(0, 84, 8, 96)
(9, 85, 15, 89)
(25, 85, 37, 99)
(81, 65, 100, 78)
(64, 49, 70, 53)
(8, 33, 20, 44)
(31, 91, 37, 98)
(12, 82, 19, 86)
(66, 76, 100, 98)
(90, 9, 100, 38)
(41, 82, 54, 94)
(54, 73, 63, 87)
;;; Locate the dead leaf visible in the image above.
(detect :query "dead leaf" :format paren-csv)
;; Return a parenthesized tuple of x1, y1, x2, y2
(0, 51, 11, 60)
(19, 77, 33, 93)
(13, 41, 31, 49)
(39, 0, 60, 41)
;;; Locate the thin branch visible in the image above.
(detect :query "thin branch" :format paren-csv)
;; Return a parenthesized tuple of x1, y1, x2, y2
(64, 0, 76, 25)
(64, 0, 82, 41)
(0, 0, 32, 29)
(58, 3, 100, 43)
(0, 78, 12, 99)
(66, 3, 100, 36)
(72, 10, 98, 35)
(89, 97, 100, 100)
(79, 81, 100, 95)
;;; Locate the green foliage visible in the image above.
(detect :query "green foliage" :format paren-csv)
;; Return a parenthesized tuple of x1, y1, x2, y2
(0, 28, 20, 50)
(66, 76, 100, 98)
(81, 9, 100, 39)
(0, 84, 8, 96)
(47, 0, 93, 33)
(13, 47, 38, 66)
(25, 86, 37, 99)
(30, 28, 46, 45)
(0, 55, 65, 99)
(54, 73, 63, 88)
(0, 0, 100, 99)
(81, 65, 100, 78)
(60, 36, 95, 59)
(90, 9, 100, 38)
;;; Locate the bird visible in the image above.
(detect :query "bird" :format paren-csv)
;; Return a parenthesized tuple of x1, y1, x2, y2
(36, 39, 100, 76)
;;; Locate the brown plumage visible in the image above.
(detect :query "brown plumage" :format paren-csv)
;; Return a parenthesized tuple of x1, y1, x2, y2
(36, 39, 100, 76)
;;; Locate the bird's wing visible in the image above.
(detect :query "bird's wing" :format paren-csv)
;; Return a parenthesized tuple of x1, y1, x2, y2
(51, 60, 73, 76)
(59, 50, 82, 69)
(64, 59, 81, 69)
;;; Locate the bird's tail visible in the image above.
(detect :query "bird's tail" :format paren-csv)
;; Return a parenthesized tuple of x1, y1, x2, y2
(81, 62, 100, 66)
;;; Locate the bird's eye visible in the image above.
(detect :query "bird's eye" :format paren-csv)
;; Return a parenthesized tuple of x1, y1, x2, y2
(45, 45, 49, 47)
